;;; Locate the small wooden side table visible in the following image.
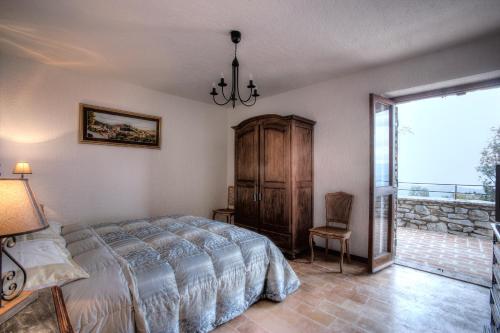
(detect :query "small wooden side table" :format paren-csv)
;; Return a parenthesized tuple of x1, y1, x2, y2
(0, 287, 72, 333)
(212, 209, 235, 224)
(0, 291, 38, 325)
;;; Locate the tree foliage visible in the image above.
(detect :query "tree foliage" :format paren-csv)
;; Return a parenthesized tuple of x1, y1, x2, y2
(476, 127, 500, 201)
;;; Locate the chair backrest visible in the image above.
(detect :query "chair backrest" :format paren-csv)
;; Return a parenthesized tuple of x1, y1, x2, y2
(228, 186, 235, 209)
(325, 192, 353, 229)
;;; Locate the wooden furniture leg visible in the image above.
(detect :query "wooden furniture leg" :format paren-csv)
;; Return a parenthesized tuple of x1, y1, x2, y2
(346, 239, 351, 263)
(339, 239, 345, 273)
(309, 234, 314, 263)
(51, 286, 74, 333)
(325, 238, 328, 259)
(212, 211, 216, 220)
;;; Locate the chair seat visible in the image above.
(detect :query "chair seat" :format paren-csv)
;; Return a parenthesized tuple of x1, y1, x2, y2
(309, 226, 351, 238)
(213, 208, 235, 215)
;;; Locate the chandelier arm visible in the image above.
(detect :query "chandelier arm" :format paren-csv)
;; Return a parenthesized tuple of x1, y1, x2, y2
(239, 96, 257, 107)
(235, 66, 255, 103)
(220, 85, 231, 102)
(212, 94, 232, 106)
(239, 87, 254, 103)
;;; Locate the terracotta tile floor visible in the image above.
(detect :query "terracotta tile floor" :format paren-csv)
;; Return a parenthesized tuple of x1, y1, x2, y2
(395, 227, 492, 286)
(214, 256, 490, 333)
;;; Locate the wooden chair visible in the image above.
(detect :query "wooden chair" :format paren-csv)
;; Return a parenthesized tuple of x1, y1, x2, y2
(212, 186, 235, 224)
(309, 192, 353, 273)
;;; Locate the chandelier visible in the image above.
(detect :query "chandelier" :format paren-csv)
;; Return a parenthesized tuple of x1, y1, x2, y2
(210, 30, 259, 108)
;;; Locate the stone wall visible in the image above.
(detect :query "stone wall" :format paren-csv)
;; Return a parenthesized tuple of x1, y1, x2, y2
(397, 197, 496, 239)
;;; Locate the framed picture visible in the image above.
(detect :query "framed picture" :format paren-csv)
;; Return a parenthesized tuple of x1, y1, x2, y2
(79, 104, 161, 149)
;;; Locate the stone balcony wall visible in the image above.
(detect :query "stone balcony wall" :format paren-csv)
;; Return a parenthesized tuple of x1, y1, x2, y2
(397, 196, 496, 239)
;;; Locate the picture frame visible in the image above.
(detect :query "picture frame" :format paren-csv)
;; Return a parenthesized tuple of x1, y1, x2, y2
(79, 103, 161, 149)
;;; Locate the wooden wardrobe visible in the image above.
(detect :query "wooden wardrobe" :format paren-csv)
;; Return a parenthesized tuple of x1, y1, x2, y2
(233, 114, 315, 258)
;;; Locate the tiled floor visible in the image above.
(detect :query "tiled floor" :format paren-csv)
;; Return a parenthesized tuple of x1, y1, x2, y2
(396, 227, 492, 286)
(214, 256, 490, 333)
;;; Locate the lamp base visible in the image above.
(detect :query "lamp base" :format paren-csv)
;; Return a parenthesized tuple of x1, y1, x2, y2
(0, 237, 28, 308)
(0, 291, 38, 325)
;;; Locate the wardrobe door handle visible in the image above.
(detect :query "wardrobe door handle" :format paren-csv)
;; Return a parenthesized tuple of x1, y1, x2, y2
(253, 193, 257, 202)
(259, 193, 262, 201)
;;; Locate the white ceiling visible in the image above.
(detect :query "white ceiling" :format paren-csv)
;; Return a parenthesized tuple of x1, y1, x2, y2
(1, 0, 500, 103)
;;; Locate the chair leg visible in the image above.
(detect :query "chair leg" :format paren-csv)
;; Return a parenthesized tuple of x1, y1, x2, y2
(309, 233, 314, 263)
(212, 211, 216, 220)
(226, 215, 230, 224)
(325, 239, 328, 259)
(346, 239, 351, 263)
(339, 239, 345, 273)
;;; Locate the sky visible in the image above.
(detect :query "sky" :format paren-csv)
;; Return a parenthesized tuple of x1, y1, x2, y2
(397, 87, 500, 186)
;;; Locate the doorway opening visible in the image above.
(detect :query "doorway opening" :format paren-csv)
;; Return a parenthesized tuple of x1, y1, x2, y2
(394, 85, 499, 286)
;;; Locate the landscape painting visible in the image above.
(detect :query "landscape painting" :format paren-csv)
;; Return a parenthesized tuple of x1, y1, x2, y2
(79, 104, 161, 148)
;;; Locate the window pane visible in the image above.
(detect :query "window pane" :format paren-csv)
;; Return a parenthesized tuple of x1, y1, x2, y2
(374, 194, 392, 256)
(375, 102, 391, 187)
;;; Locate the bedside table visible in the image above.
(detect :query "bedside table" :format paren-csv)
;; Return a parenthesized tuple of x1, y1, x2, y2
(0, 288, 59, 333)
(0, 291, 38, 325)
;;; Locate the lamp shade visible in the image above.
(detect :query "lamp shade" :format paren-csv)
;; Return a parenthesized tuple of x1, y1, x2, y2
(13, 162, 32, 175)
(0, 179, 48, 238)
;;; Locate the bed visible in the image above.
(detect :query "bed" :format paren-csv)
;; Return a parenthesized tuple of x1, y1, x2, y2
(58, 215, 300, 333)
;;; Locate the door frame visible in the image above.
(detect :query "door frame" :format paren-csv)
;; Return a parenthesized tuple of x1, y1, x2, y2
(368, 77, 500, 273)
(368, 94, 397, 273)
(390, 77, 500, 104)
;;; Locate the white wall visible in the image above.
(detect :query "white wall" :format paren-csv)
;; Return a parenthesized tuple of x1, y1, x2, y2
(2, 32, 499, 258)
(0, 55, 227, 225)
(226, 34, 500, 258)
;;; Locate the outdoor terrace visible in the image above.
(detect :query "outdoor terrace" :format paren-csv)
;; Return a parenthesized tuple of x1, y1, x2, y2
(395, 191, 495, 286)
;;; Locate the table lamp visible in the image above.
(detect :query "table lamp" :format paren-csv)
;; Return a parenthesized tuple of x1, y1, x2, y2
(0, 179, 48, 307)
(12, 162, 32, 179)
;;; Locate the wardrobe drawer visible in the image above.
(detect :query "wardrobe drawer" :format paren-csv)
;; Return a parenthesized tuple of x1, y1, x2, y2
(235, 223, 258, 232)
(260, 229, 291, 250)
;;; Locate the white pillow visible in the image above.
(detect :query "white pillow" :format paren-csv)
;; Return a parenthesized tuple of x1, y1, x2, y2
(18, 221, 66, 248)
(5, 239, 89, 290)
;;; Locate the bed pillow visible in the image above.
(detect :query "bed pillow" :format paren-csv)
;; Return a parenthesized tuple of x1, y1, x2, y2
(18, 220, 66, 248)
(5, 239, 89, 290)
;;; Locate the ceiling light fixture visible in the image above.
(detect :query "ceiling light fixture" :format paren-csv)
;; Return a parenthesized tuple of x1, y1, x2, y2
(210, 30, 259, 108)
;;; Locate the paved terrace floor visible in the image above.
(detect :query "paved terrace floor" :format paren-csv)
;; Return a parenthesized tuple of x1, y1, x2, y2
(396, 227, 492, 287)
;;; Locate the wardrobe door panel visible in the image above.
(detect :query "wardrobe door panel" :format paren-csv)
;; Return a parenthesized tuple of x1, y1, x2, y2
(261, 187, 286, 227)
(263, 128, 286, 182)
(236, 128, 257, 181)
(235, 185, 259, 229)
(235, 123, 259, 228)
(259, 119, 290, 234)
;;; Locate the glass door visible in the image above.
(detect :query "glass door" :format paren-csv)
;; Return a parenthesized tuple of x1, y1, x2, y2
(369, 94, 397, 273)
